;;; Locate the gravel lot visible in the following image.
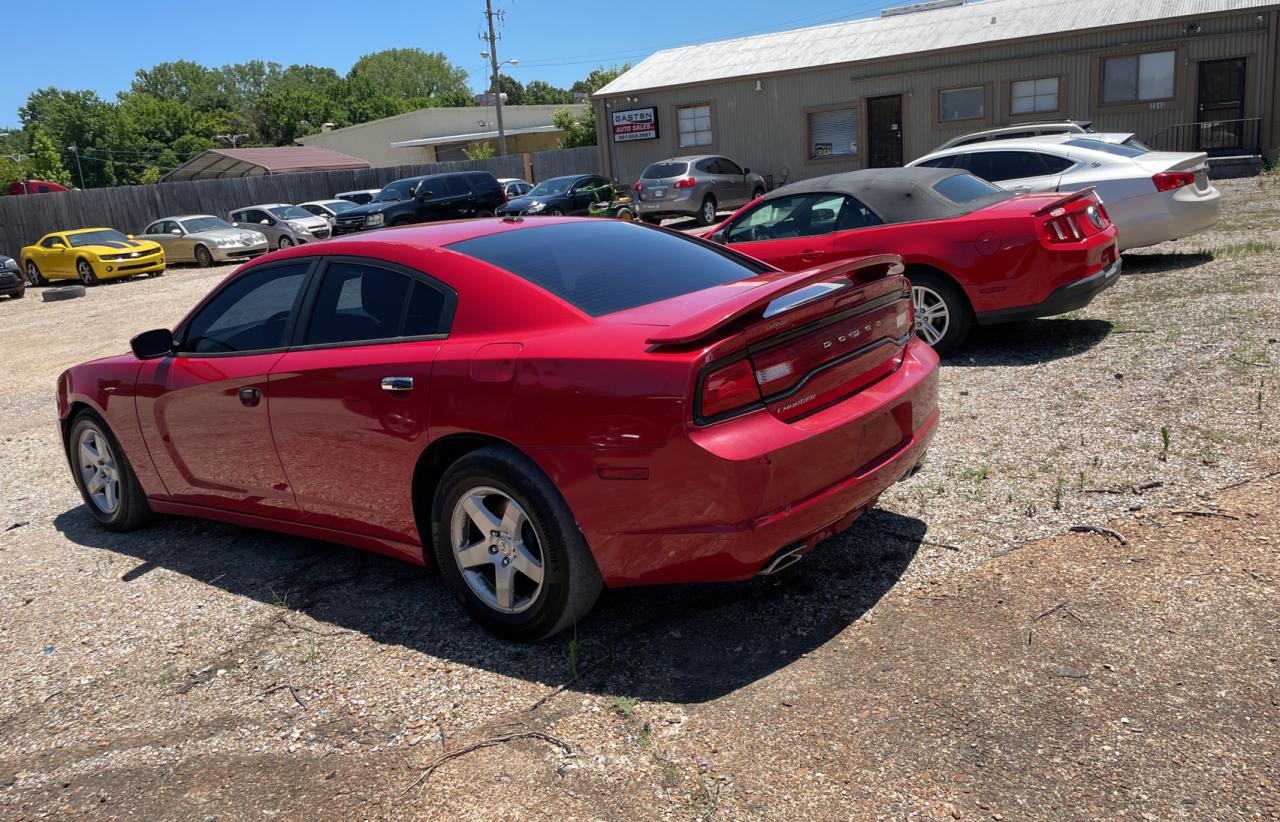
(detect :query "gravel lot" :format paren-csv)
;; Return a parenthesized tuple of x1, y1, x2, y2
(1, 177, 1278, 820)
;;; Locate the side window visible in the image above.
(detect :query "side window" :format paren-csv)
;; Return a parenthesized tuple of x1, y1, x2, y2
(403, 280, 448, 336)
(144, 222, 163, 235)
(916, 155, 958, 169)
(725, 194, 847, 242)
(304, 262, 450, 343)
(162, 221, 180, 234)
(418, 179, 441, 198)
(41, 236, 63, 249)
(964, 151, 1049, 183)
(182, 263, 309, 354)
(836, 197, 884, 231)
(694, 158, 717, 174)
(718, 158, 743, 175)
(230, 211, 245, 223)
(1037, 153, 1074, 174)
(444, 177, 471, 197)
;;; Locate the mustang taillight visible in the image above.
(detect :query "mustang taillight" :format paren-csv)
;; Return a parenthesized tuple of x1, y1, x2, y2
(1152, 171, 1196, 192)
(698, 359, 761, 421)
(1042, 209, 1084, 243)
(673, 177, 697, 189)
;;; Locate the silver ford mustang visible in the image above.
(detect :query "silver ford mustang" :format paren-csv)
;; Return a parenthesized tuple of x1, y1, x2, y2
(136, 215, 269, 267)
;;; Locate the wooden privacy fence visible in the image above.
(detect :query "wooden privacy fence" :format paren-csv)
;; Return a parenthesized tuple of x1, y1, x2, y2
(0, 146, 599, 255)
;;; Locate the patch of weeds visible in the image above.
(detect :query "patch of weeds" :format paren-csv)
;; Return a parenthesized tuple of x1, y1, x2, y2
(1201, 241, 1276, 259)
(695, 778, 723, 819)
(958, 465, 989, 482)
(655, 755, 682, 789)
(1201, 444, 1219, 466)
(636, 722, 653, 749)
(1025, 500, 1038, 518)
(268, 587, 293, 610)
(1203, 430, 1227, 444)
(566, 625, 581, 682)
(609, 696, 638, 718)
(1053, 475, 1066, 511)
(1160, 426, 1171, 462)
(154, 667, 176, 686)
(1076, 470, 1087, 491)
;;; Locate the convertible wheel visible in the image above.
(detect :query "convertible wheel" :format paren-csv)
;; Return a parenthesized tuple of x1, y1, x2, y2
(432, 446, 602, 641)
(276, 236, 294, 250)
(76, 259, 99, 287)
(908, 270, 971, 354)
(26, 260, 47, 286)
(68, 412, 154, 531)
(696, 196, 718, 226)
(194, 245, 215, 268)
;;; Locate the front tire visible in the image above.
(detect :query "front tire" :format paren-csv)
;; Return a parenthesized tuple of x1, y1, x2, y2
(76, 259, 98, 286)
(751, 187, 765, 200)
(67, 412, 154, 531)
(194, 245, 215, 268)
(696, 196, 718, 226)
(431, 446, 603, 641)
(25, 260, 47, 286)
(276, 236, 294, 250)
(908, 269, 972, 354)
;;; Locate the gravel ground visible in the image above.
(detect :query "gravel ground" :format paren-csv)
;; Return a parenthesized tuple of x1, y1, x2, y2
(0, 177, 1277, 820)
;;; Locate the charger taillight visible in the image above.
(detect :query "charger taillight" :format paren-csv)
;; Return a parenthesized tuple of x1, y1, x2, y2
(673, 177, 697, 189)
(1152, 171, 1195, 192)
(699, 359, 761, 420)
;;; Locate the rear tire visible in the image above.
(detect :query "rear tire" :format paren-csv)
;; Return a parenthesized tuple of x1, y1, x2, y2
(751, 186, 765, 200)
(25, 260, 47, 286)
(696, 196, 718, 226)
(431, 446, 603, 641)
(907, 269, 972, 354)
(67, 412, 154, 532)
(194, 245, 215, 268)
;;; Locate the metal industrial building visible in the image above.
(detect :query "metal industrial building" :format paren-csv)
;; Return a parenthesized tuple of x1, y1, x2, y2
(594, 0, 1280, 186)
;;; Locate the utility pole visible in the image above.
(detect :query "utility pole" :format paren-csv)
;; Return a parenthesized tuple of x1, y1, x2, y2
(68, 143, 86, 189)
(483, 0, 507, 156)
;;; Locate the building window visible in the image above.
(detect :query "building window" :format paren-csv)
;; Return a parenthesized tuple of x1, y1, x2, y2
(1011, 77, 1059, 114)
(808, 108, 858, 158)
(1102, 51, 1175, 103)
(677, 104, 713, 148)
(939, 86, 985, 122)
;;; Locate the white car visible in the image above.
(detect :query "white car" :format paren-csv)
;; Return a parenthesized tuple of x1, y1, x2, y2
(909, 136, 1220, 250)
(298, 199, 363, 230)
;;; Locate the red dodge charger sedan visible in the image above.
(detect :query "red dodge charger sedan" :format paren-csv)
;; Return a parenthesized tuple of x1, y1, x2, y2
(58, 218, 939, 639)
(704, 168, 1121, 352)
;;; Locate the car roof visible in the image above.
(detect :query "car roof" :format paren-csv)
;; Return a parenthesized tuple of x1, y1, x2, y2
(298, 200, 343, 206)
(337, 188, 380, 194)
(64, 227, 117, 235)
(157, 214, 218, 222)
(497, 177, 530, 184)
(766, 167, 1013, 224)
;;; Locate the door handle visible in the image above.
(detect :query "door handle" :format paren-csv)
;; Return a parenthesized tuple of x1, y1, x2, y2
(800, 249, 826, 261)
(381, 376, 414, 393)
(239, 387, 261, 407)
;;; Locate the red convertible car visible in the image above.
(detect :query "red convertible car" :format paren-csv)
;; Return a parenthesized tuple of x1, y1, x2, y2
(704, 168, 1121, 352)
(58, 218, 939, 640)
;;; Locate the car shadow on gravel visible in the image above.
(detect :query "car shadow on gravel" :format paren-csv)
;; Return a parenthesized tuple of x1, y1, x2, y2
(946, 317, 1112, 366)
(54, 504, 925, 704)
(1120, 251, 1215, 274)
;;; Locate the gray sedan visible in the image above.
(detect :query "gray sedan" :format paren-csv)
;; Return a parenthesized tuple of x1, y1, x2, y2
(228, 204, 331, 250)
(137, 215, 269, 267)
(633, 155, 766, 226)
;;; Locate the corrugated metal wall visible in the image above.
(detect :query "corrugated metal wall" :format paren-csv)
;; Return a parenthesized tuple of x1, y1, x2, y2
(599, 8, 1277, 185)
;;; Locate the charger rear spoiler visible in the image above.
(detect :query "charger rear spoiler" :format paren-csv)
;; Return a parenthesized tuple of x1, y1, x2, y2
(646, 254, 904, 346)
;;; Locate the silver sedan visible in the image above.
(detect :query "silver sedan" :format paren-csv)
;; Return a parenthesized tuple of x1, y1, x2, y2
(137, 215, 269, 267)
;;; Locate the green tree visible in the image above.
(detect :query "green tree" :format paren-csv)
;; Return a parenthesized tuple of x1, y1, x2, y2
(19, 89, 117, 187)
(571, 65, 629, 96)
(523, 80, 572, 105)
(497, 74, 524, 106)
(462, 141, 495, 160)
(347, 48, 469, 100)
(553, 106, 597, 148)
(130, 60, 228, 110)
(257, 86, 343, 145)
(25, 129, 72, 186)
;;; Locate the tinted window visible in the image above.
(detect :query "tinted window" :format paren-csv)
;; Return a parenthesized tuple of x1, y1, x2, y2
(718, 158, 744, 175)
(641, 162, 688, 179)
(836, 196, 883, 231)
(963, 151, 1050, 182)
(183, 263, 309, 353)
(145, 222, 163, 235)
(444, 177, 472, 196)
(1039, 154, 1074, 173)
(916, 155, 958, 169)
(933, 174, 1005, 203)
(694, 158, 716, 173)
(403, 281, 448, 336)
(305, 262, 413, 345)
(68, 230, 129, 247)
(1064, 139, 1148, 157)
(448, 221, 765, 317)
(41, 236, 63, 248)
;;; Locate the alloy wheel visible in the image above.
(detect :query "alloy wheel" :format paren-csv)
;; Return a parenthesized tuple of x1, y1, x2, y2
(25, 261, 43, 286)
(77, 260, 96, 286)
(277, 236, 294, 249)
(702, 200, 716, 224)
(195, 246, 214, 267)
(911, 284, 950, 347)
(78, 426, 121, 515)
(449, 486, 545, 614)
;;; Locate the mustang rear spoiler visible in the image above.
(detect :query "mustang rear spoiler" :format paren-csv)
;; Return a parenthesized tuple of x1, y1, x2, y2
(1032, 186, 1098, 217)
(646, 254, 904, 346)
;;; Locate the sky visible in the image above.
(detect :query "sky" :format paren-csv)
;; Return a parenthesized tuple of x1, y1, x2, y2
(1, 0, 897, 126)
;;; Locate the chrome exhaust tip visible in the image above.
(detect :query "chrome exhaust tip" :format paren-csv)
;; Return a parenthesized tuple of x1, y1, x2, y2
(758, 541, 807, 576)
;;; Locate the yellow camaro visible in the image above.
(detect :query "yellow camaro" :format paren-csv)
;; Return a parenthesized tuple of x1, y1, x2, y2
(21, 228, 166, 287)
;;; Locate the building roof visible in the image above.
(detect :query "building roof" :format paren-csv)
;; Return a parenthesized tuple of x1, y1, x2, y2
(161, 146, 369, 182)
(389, 124, 566, 149)
(596, 0, 1277, 96)
(766, 168, 1013, 224)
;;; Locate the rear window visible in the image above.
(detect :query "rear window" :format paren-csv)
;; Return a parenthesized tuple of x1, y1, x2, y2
(1064, 139, 1148, 157)
(448, 221, 767, 317)
(641, 162, 689, 179)
(933, 174, 1005, 203)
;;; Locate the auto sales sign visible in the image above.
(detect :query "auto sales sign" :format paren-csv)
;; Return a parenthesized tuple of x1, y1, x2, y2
(611, 107, 659, 142)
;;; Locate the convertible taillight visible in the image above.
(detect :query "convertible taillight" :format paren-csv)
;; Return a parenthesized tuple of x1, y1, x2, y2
(1152, 171, 1196, 192)
(698, 359, 761, 420)
(673, 177, 697, 189)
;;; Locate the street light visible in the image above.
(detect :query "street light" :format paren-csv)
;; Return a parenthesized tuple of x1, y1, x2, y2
(480, 37, 518, 155)
(217, 132, 249, 148)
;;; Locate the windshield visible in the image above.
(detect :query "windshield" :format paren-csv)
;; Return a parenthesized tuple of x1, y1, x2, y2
(180, 216, 234, 233)
(528, 178, 574, 197)
(1064, 139, 1148, 157)
(68, 229, 129, 247)
(641, 162, 689, 180)
(268, 205, 316, 220)
(375, 179, 419, 201)
(933, 174, 1004, 203)
(322, 200, 358, 213)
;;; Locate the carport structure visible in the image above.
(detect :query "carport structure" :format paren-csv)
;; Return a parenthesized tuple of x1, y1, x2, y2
(160, 146, 370, 182)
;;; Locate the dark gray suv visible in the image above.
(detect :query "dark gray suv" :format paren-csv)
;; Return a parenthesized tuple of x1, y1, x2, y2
(633, 155, 766, 226)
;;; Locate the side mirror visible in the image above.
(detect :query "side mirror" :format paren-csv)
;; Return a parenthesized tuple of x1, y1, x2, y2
(127, 234, 135, 239)
(709, 229, 727, 244)
(131, 328, 174, 360)
(259, 219, 270, 225)
(742, 168, 751, 175)
(169, 228, 182, 235)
